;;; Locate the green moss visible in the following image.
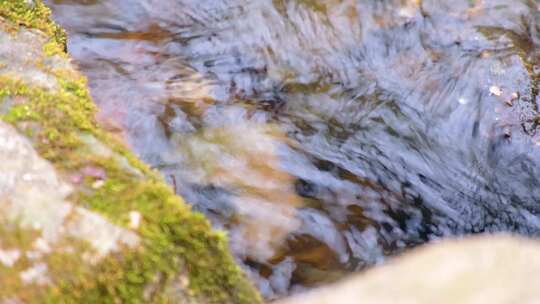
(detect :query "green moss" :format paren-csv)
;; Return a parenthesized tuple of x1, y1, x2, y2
(0, 1, 261, 303)
(0, 0, 65, 48)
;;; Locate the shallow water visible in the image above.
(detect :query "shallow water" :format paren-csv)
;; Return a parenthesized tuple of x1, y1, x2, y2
(47, 0, 540, 299)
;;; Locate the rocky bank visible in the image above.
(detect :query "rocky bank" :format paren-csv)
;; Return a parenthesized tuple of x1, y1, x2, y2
(0, 1, 260, 303)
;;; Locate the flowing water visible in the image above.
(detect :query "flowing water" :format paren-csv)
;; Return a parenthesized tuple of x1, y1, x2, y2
(47, 0, 540, 299)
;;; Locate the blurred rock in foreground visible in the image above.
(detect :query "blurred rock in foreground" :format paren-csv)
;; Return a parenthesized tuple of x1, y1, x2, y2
(278, 235, 540, 304)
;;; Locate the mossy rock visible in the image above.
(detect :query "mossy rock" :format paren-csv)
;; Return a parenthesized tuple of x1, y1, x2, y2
(0, 0, 261, 303)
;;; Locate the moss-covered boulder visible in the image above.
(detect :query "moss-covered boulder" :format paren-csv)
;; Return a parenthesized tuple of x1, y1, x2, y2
(0, 1, 261, 303)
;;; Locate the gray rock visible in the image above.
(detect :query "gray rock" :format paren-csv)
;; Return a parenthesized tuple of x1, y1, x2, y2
(0, 26, 59, 91)
(0, 120, 139, 267)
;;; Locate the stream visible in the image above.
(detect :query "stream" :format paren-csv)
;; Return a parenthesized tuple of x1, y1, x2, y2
(47, 0, 540, 299)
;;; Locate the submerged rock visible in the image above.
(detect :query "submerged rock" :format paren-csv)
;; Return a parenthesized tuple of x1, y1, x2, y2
(0, 1, 260, 303)
(278, 235, 540, 304)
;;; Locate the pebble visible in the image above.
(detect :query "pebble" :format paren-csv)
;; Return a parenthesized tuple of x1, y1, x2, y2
(489, 86, 502, 97)
(511, 92, 519, 99)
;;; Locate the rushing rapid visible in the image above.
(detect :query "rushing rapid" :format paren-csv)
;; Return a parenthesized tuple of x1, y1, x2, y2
(48, 0, 540, 299)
